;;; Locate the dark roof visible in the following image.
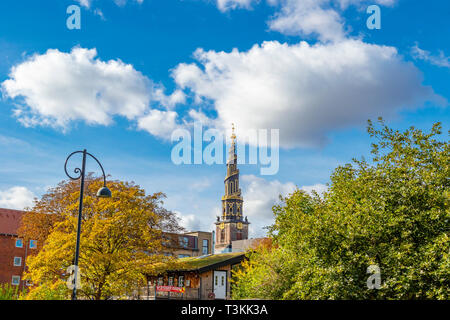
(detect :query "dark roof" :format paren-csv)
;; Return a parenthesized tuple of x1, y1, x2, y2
(169, 252, 246, 273)
(0, 208, 25, 235)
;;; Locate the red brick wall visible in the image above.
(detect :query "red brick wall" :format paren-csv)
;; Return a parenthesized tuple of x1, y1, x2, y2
(0, 234, 38, 290)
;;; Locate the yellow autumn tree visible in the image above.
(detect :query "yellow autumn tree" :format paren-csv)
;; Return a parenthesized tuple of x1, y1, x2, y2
(21, 176, 184, 300)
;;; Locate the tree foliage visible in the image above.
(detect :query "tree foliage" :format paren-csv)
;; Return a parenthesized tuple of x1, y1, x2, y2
(20, 177, 184, 300)
(0, 284, 27, 300)
(232, 120, 449, 299)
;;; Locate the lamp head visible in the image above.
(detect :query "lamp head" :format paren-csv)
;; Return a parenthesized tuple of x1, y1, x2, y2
(96, 186, 112, 198)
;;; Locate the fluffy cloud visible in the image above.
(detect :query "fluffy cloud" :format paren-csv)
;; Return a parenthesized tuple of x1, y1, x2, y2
(176, 212, 205, 232)
(301, 183, 328, 196)
(137, 109, 181, 139)
(2, 47, 182, 134)
(173, 39, 440, 148)
(213, 0, 397, 41)
(268, 0, 346, 42)
(0, 186, 35, 210)
(241, 174, 296, 237)
(2, 48, 149, 128)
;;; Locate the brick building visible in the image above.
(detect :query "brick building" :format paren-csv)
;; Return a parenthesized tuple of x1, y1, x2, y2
(0, 208, 38, 290)
(163, 231, 213, 258)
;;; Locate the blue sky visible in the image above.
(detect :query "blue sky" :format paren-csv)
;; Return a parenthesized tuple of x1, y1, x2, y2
(0, 0, 448, 237)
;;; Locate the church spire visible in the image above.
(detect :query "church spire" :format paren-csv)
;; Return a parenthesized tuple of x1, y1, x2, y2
(227, 123, 237, 165)
(214, 124, 249, 253)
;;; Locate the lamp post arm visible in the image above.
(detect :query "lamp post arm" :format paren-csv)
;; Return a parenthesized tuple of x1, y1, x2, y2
(85, 152, 108, 187)
(64, 150, 108, 186)
(64, 150, 84, 181)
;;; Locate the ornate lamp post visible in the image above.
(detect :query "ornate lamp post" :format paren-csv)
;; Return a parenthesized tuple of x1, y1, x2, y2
(64, 149, 111, 300)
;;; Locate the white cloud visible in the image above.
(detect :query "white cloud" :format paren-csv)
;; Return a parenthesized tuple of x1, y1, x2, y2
(267, 0, 398, 41)
(137, 109, 181, 139)
(173, 39, 441, 148)
(75, 0, 144, 8)
(2, 48, 151, 129)
(412, 44, 450, 69)
(216, 0, 257, 11)
(301, 183, 328, 196)
(212, 0, 397, 41)
(0, 186, 35, 210)
(176, 212, 204, 232)
(268, 0, 346, 42)
(2, 47, 183, 136)
(75, 0, 91, 8)
(192, 177, 213, 191)
(241, 174, 296, 237)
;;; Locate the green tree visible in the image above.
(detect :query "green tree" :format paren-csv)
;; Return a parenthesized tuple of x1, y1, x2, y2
(232, 119, 449, 299)
(0, 284, 27, 300)
(21, 177, 184, 300)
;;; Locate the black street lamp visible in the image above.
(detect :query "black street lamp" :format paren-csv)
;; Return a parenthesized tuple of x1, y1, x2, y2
(64, 149, 111, 300)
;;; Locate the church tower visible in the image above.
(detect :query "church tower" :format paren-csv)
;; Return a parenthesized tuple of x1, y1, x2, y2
(214, 124, 249, 253)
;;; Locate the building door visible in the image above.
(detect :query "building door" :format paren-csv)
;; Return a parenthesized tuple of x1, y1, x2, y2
(213, 271, 227, 299)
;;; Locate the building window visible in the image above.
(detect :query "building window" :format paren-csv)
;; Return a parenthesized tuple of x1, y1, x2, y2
(15, 239, 23, 248)
(13, 257, 22, 267)
(202, 239, 209, 255)
(168, 277, 174, 286)
(29, 240, 37, 249)
(178, 254, 190, 258)
(178, 276, 184, 287)
(157, 277, 164, 286)
(179, 236, 189, 248)
(11, 276, 20, 286)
